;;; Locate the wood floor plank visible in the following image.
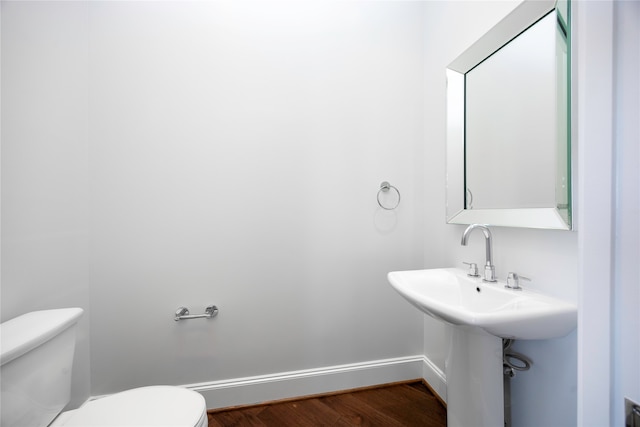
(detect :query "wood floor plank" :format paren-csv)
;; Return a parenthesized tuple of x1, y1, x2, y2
(256, 399, 342, 426)
(383, 399, 446, 427)
(207, 407, 266, 427)
(347, 385, 421, 409)
(343, 384, 445, 427)
(319, 392, 407, 426)
(207, 381, 446, 427)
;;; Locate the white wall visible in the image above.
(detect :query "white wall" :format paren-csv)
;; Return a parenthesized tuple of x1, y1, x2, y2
(613, 0, 640, 421)
(422, 2, 578, 426)
(0, 0, 506, 411)
(85, 1, 427, 398)
(572, 1, 640, 424)
(574, 1, 615, 425)
(611, 0, 639, 424)
(1, 0, 427, 409)
(0, 1, 91, 408)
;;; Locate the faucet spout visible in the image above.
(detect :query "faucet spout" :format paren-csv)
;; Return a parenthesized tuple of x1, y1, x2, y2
(461, 224, 496, 282)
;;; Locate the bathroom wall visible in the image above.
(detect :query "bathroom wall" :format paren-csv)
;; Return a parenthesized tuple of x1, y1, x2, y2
(421, 2, 579, 426)
(1, 0, 427, 408)
(87, 1, 427, 398)
(0, 1, 92, 408)
(609, 1, 639, 424)
(612, 0, 640, 419)
(613, 1, 640, 422)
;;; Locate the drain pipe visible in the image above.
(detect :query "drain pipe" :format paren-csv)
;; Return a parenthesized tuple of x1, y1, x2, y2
(503, 339, 532, 427)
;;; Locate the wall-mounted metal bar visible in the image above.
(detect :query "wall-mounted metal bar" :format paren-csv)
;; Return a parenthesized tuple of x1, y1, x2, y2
(174, 305, 218, 321)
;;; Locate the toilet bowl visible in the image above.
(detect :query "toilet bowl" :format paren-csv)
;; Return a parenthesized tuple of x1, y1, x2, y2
(51, 386, 208, 427)
(0, 308, 207, 427)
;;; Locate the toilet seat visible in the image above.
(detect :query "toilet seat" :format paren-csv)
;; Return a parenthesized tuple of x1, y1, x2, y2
(56, 386, 207, 427)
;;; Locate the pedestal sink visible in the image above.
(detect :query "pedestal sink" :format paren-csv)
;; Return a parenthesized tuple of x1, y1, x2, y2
(388, 268, 577, 340)
(387, 268, 577, 427)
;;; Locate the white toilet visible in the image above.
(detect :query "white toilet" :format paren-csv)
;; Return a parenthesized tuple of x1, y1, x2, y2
(0, 308, 208, 427)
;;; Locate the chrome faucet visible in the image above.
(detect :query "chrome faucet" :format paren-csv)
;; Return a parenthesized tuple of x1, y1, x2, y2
(461, 224, 497, 282)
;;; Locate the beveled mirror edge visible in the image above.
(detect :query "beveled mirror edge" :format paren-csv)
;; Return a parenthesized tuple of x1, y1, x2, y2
(447, 0, 556, 73)
(445, 0, 572, 231)
(447, 208, 571, 231)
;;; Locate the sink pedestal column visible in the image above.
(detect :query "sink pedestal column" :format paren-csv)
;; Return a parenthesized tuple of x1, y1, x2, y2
(445, 325, 504, 427)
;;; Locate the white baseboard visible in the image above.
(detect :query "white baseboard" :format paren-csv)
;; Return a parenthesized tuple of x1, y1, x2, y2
(422, 355, 447, 404)
(186, 355, 447, 410)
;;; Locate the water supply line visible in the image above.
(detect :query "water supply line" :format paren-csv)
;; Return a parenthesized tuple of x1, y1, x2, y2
(503, 339, 532, 427)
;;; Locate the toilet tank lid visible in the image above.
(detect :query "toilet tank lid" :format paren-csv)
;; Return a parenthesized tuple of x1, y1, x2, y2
(0, 308, 84, 366)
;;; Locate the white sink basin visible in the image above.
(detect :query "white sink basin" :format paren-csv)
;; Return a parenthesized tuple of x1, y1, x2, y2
(388, 268, 577, 340)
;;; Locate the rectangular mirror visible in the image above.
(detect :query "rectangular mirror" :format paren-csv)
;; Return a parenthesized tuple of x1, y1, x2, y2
(446, 0, 572, 230)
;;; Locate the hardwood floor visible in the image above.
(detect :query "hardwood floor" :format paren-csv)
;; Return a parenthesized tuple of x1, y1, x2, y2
(207, 381, 446, 426)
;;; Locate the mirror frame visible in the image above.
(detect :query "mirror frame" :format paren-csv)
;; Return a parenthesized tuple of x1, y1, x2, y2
(446, 0, 572, 230)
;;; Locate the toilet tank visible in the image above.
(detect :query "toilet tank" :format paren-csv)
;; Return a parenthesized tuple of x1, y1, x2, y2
(1, 308, 84, 427)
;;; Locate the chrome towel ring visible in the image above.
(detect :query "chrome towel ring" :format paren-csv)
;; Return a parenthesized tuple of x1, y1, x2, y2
(377, 181, 401, 210)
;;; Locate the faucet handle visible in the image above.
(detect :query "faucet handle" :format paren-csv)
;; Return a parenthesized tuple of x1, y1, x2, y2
(506, 272, 531, 290)
(462, 262, 480, 277)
